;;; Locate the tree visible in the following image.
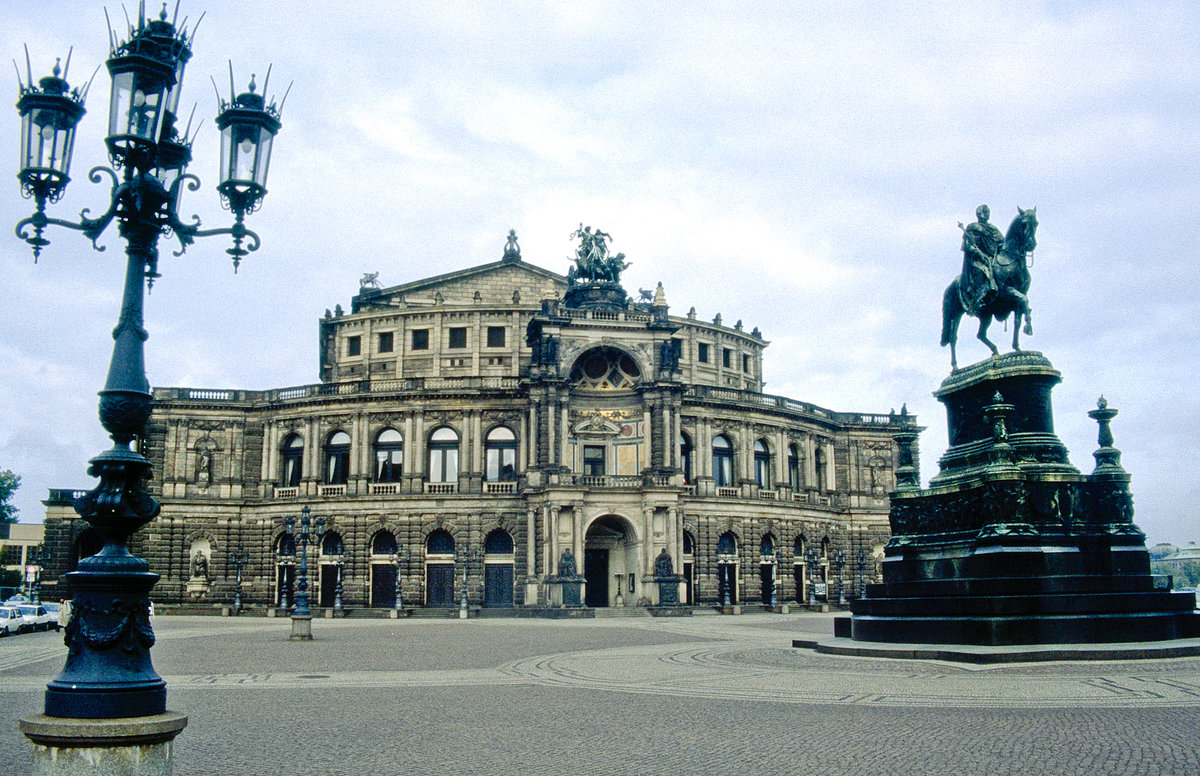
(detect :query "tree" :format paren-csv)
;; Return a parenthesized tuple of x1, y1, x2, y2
(0, 469, 18, 525)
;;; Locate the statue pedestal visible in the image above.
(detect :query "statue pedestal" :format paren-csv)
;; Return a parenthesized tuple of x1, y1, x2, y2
(848, 352, 1200, 646)
(20, 712, 187, 776)
(184, 579, 208, 600)
(545, 577, 583, 608)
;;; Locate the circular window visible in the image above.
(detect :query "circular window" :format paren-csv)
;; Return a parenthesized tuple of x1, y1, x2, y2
(570, 347, 641, 390)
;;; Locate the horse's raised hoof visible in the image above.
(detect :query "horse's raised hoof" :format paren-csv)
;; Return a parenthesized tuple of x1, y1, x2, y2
(1024, 321, 1033, 335)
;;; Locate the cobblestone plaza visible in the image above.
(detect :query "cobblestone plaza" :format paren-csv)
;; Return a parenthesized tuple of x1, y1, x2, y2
(3, 613, 1198, 775)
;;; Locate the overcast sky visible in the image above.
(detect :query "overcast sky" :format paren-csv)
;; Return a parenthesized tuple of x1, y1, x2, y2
(2, 2, 1197, 546)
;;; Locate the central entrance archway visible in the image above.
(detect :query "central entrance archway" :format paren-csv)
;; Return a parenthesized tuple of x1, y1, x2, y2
(584, 515, 638, 608)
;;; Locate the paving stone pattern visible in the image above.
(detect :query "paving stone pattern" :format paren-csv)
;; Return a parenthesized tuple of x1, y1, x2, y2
(1, 613, 1198, 775)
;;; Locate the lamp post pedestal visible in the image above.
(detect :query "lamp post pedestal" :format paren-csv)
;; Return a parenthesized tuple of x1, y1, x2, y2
(20, 712, 187, 776)
(289, 614, 313, 640)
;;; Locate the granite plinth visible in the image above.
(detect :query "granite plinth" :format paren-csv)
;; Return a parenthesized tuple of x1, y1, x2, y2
(20, 712, 187, 776)
(845, 352, 1200, 648)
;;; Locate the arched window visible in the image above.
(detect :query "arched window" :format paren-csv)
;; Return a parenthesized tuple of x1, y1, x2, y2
(325, 431, 351, 484)
(374, 429, 403, 483)
(321, 531, 344, 556)
(428, 427, 460, 484)
(754, 439, 771, 488)
(679, 432, 693, 484)
(760, 534, 776, 556)
(276, 533, 295, 556)
(426, 529, 455, 556)
(281, 434, 304, 486)
(683, 530, 695, 555)
(717, 532, 737, 556)
(712, 434, 733, 487)
(788, 444, 801, 489)
(794, 535, 805, 557)
(570, 347, 641, 390)
(484, 426, 517, 482)
(371, 531, 397, 556)
(484, 529, 514, 555)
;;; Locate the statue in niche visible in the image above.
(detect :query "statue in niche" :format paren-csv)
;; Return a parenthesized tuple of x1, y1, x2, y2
(190, 552, 209, 580)
(659, 340, 680, 375)
(196, 448, 212, 484)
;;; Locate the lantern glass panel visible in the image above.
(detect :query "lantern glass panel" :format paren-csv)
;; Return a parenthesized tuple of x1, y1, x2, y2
(107, 69, 167, 144)
(20, 106, 78, 177)
(221, 123, 274, 189)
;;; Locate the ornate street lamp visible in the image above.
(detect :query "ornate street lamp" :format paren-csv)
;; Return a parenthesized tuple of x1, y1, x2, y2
(229, 546, 248, 614)
(13, 5, 285, 727)
(278, 520, 294, 614)
(27, 545, 44, 604)
(458, 547, 479, 617)
(804, 548, 821, 608)
(759, 546, 778, 608)
(717, 551, 735, 608)
(833, 550, 847, 606)
(391, 547, 409, 614)
(333, 548, 349, 616)
(289, 508, 322, 639)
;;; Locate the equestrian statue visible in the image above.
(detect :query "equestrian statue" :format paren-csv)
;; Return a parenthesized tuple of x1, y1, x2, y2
(941, 205, 1038, 370)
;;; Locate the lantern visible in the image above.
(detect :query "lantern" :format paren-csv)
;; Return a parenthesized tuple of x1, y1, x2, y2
(215, 75, 281, 216)
(16, 59, 86, 204)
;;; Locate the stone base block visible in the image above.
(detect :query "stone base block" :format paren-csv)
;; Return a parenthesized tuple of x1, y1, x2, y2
(20, 711, 187, 776)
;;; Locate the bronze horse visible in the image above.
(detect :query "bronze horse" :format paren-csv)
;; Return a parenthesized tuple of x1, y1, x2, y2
(940, 207, 1038, 370)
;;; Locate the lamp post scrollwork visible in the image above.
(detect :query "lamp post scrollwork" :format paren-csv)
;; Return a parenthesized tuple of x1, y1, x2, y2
(14, 4, 285, 725)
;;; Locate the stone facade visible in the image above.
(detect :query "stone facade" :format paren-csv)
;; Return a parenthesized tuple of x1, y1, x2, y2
(42, 235, 908, 611)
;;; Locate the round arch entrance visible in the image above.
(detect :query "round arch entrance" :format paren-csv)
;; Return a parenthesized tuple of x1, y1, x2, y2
(583, 515, 638, 608)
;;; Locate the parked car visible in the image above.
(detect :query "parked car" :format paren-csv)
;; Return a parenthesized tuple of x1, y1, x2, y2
(3, 594, 30, 606)
(42, 602, 63, 631)
(15, 604, 54, 633)
(0, 607, 22, 636)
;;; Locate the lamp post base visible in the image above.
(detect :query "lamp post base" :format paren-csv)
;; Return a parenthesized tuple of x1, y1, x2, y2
(20, 711, 187, 776)
(289, 615, 313, 640)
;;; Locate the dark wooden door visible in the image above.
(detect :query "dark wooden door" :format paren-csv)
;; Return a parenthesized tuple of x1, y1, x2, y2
(371, 564, 397, 608)
(426, 564, 455, 607)
(683, 562, 694, 604)
(584, 549, 609, 607)
(320, 565, 338, 606)
(760, 564, 774, 604)
(483, 564, 514, 608)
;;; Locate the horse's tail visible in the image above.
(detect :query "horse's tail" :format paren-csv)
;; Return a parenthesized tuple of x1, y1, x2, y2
(940, 280, 959, 347)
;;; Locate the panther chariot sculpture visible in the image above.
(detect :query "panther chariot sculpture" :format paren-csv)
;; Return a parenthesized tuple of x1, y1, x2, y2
(941, 204, 1038, 370)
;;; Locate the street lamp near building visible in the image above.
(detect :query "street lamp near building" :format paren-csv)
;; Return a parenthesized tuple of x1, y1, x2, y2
(833, 550, 847, 607)
(229, 546, 249, 614)
(805, 548, 821, 608)
(391, 547, 409, 615)
(333, 549, 349, 616)
(288, 508, 322, 639)
(458, 547, 479, 618)
(15, 6, 284, 770)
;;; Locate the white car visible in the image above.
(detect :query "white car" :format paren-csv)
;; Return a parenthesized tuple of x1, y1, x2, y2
(0, 607, 22, 636)
(15, 604, 54, 633)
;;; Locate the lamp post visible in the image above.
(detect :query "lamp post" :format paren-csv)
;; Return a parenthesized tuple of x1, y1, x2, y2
(760, 547, 778, 608)
(717, 552, 734, 608)
(229, 546, 248, 614)
(458, 547, 478, 618)
(804, 548, 821, 608)
(278, 521, 294, 615)
(14, 6, 285, 769)
(391, 547, 408, 615)
(857, 548, 868, 600)
(289, 508, 321, 639)
(333, 548, 349, 616)
(833, 549, 847, 607)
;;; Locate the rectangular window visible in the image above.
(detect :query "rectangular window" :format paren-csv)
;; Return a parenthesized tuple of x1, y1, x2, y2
(698, 343, 710, 363)
(486, 326, 506, 348)
(347, 336, 361, 357)
(448, 327, 467, 349)
(671, 338, 683, 360)
(411, 329, 429, 350)
(583, 445, 605, 477)
(742, 354, 750, 373)
(378, 331, 394, 353)
(722, 348, 732, 368)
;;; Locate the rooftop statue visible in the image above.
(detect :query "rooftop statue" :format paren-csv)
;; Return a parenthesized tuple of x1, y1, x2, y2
(568, 224, 630, 285)
(940, 205, 1038, 370)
